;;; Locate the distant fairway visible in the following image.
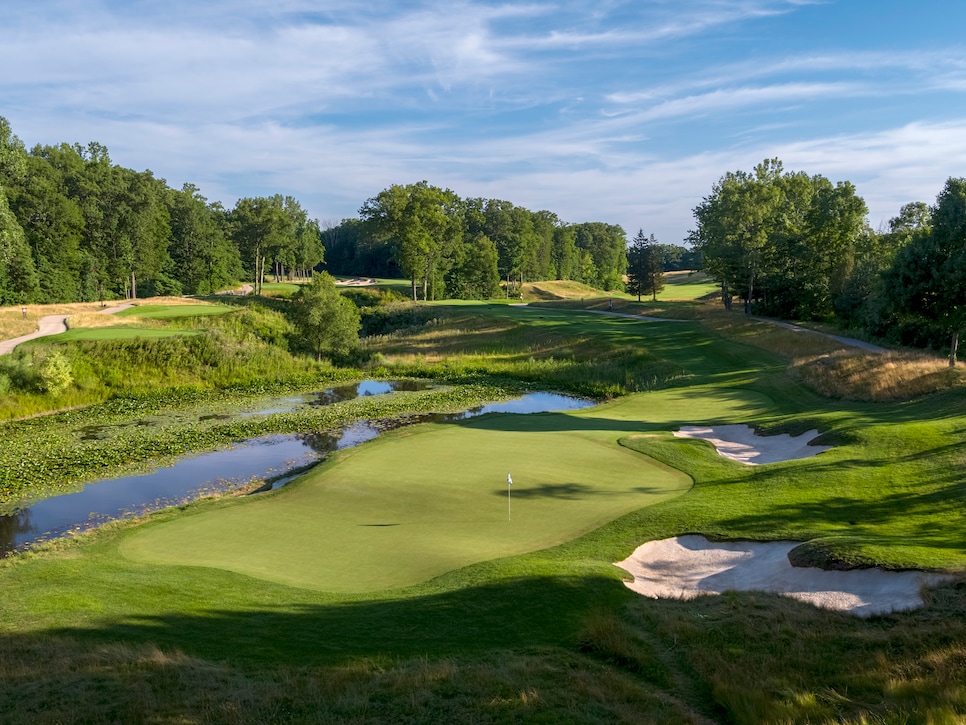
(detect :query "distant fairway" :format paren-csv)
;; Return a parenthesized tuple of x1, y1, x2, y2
(661, 271, 718, 300)
(120, 387, 769, 593)
(26, 327, 199, 343)
(115, 303, 234, 319)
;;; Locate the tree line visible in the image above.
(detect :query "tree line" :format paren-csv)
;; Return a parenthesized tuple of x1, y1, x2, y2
(690, 158, 966, 364)
(324, 181, 633, 300)
(0, 117, 324, 304)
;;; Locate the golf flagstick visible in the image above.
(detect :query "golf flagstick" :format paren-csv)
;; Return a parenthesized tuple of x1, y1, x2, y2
(507, 472, 512, 522)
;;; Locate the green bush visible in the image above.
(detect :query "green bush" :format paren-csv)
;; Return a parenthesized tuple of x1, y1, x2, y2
(38, 351, 73, 394)
(360, 303, 442, 337)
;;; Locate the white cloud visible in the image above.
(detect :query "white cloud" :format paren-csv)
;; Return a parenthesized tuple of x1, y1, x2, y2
(4, 0, 966, 252)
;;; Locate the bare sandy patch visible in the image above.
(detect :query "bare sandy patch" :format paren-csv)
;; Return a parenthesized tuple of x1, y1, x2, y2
(673, 424, 831, 464)
(616, 535, 948, 616)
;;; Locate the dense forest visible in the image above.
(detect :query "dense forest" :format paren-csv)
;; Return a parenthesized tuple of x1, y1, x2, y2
(0, 117, 323, 303)
(323, 183, 700, 301)
(324, 182, 634, 300)
(0, 118, 648, 305)
(689, 158, 966, 363)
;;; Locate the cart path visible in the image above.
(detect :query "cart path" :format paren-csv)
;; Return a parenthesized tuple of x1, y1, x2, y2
(0, 315, 68, 355)
(0, 302, 136, 355)
(753, 317, 888, 353)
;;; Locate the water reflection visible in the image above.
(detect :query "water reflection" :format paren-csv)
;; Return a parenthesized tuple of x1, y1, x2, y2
(245, 379, 435, 418)
(1, 391, 591, 556)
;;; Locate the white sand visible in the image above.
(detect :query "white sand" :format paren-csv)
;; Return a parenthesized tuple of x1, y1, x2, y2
(616, 535, 947, 616)
(618, 425, 946, 615)
(673, 424, 832, 464)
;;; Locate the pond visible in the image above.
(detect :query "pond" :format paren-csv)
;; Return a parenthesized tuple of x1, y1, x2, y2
(0, 389, 593, 556)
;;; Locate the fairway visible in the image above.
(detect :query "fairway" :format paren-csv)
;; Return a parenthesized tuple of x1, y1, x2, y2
(115, 303, 234, 319)
(120, 388, 769, 592)
(26, 327, 199, 343)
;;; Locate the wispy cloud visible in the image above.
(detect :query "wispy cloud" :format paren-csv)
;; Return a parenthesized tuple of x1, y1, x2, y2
(3, 0, 966, 249)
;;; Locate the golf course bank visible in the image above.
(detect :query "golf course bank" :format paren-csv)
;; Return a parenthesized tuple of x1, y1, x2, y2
(1, 297, 965, 723)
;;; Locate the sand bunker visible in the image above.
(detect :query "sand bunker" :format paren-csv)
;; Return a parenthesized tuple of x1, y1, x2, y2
(620, 427, 942, 615)
(616, 535, 947, 616)
(673, 424, 832, 464)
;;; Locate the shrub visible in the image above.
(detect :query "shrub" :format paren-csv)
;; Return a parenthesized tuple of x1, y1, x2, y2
(38, 351, 73, 394)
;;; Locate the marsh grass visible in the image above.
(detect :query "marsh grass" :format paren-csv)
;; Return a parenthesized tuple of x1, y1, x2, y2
(0, 380, 509, 504)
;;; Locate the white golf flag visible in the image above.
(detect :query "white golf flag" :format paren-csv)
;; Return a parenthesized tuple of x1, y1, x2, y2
(507, 472, 513, 486)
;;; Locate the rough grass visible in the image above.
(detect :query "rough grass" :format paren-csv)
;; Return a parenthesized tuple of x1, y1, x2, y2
(790, 350, 963, 402)
(366, 307, 690, 397)
(0, 301, 126, 340)
(0, 635, 706, 724)
(522, 280, 627, 301)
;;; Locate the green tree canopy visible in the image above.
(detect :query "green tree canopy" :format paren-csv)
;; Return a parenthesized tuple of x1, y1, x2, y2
(882, 178, 966, 365)
(291, 272, 361, 361)
(690, 158, 867, 318)
(359, 181, 463, 301)
(626, 230, 664, 302)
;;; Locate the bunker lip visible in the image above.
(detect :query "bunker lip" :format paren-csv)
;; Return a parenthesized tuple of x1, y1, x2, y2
(673, 424, 832, 465)
(615, 535, 949, 617)
(619, 425, 945, 616)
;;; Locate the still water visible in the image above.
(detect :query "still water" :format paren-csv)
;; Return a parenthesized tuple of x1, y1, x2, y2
(1, 388, 591, 555)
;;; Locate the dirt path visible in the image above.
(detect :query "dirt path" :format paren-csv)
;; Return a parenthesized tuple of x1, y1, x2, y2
(0, 315, 68, 355)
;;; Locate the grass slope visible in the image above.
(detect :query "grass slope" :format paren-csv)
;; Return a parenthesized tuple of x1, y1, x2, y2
(2, 302, 966, 722)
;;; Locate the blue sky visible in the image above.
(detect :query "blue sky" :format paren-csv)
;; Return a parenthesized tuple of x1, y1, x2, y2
(4, 0, 966, 245)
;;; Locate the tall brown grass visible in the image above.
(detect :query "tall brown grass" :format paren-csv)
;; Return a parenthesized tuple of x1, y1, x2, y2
(790, 350, 962, 401)
(0, 298, 202, 341)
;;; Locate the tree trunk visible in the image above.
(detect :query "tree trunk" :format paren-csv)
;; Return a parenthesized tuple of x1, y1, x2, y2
(131, 271, 137, 300)
(745, 272, 754, 315)
(411, 276, 417, 301)
(424, 258, 431, 301)
(721, 280, 732, 311)
(950, 330, 959, 368)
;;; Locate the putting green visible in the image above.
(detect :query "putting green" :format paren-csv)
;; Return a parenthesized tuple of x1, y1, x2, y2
(121, 388, 772, 593)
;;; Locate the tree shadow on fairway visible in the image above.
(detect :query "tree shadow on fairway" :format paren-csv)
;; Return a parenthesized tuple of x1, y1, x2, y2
(30, 573, 630, 667)
(496, 483, 670, 500)
(7, 573, 966, 723)
(461, 409, 762, 436)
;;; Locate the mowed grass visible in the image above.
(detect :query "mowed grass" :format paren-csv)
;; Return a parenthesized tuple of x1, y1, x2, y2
(29, 327, 199, 343)
(120, 387, 767, 593)
(660, 270, 718, 300)
(114, 303, 234, 319)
